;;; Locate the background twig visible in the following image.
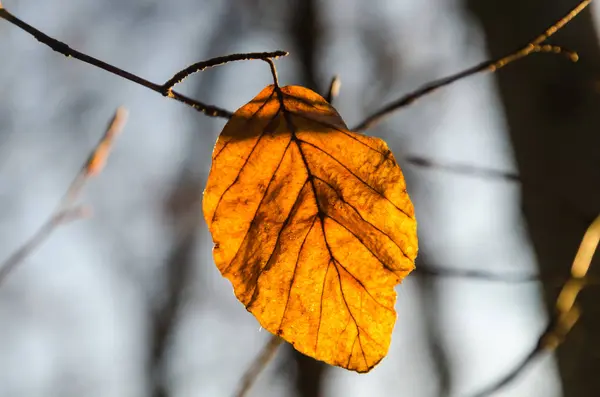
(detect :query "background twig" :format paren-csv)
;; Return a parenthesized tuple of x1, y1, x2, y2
(325, 75, 341, 104)
(235, 336, 283, 397)
(0, 107, 128, 286)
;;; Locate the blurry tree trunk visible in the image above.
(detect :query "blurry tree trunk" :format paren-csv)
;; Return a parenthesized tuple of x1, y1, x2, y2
(285, 0, 328, 396)
(149, 3, 246, 396)
(465, 1, 600, 395)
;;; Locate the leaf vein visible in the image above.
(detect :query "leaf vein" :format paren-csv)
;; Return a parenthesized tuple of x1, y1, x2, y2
(298, 139, 413, 220)
(213, 88, 276, 160)
(211, 108, 282, 224)
(246, 179, 311, 309)
(333, 263, 370, 370)
(289, 110, 386, 155)
(278, 215, 318, 333)
(315, 259, 332, 353)
(222, 137, 292, 275)
(313, 175, 412, 261)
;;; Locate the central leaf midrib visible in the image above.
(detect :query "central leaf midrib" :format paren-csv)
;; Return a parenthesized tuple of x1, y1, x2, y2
(275, 86, 369, 368)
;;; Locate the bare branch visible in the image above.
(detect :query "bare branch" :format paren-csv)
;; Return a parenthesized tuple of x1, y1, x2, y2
(235, 335, 283, 397)
(352, 0, 590, 132)
(403, 155, 520, 182)
(0, 7, 287, 119)
(416, 265, 599, 286)
(0, 107, 128, 286)
(403, 153, 593, 226)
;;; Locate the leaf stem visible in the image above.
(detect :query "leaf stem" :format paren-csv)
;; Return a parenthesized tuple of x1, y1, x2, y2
(264, 58, 281, 88)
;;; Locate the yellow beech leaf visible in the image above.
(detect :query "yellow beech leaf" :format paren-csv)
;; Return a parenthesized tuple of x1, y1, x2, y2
(203, 84, 418, 373)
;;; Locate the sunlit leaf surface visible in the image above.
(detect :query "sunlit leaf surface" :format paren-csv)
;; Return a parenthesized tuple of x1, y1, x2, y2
(203, 84, 418, 372)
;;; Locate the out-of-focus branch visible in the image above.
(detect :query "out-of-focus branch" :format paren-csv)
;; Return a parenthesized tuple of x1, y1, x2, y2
(403, 155, 519, 182)
(403, 154, 593, 226)
(150, 5, 253, 395)
(469, 214, 600, 397)
(0, 5, 287, 119)
(416, 265, 599, 286)
(0, 107, 128, 286)
(150, 182, 200, 397)
(352, 0, 590, 132)
(289, 0, 320, 91)
(234, 335, 283, 397)
(325, 75, 341, 104)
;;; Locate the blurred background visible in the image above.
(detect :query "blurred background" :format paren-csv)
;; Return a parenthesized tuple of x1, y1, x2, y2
(0, 0, 599, 396)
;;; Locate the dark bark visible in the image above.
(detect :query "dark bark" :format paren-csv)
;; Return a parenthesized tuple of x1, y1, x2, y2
(289, 0, 321, 92)
(466, 1, 600, 395)
(291, 349, 327, 397)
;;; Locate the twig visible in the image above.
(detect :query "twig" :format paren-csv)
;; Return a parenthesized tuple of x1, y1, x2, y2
(403, 155, 520, 182)
(417, 266, 599, 286)
(469, 214, 600, 397)
(325, 75, 341, 104)
(403, 154, 593, 226)
(417, 266, 543, 284)
(469, 345, 542, 397)
(352, 0, 591, 132)
(234, 335, 283, 397)
(162, 51, 287, 94)
(0, 107, 128, 286)
(0, 6, 287, 119)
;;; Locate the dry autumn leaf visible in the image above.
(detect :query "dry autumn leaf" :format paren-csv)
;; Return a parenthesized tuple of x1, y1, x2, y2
(203, 84, 418, 372)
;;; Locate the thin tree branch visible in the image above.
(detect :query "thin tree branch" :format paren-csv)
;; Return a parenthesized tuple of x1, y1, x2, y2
(352, 0, 591, 132)
(0, 107, 128, 286)
(235, 335, 283, 397)
(162, 51, 287, 94)
(403, 155, 519, 182)
(403, 154, 593, 226)
(416, 265, 599, 286)
(0, 6, 287, 119)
